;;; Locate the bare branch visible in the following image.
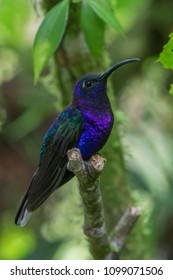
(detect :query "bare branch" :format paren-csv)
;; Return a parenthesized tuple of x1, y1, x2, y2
(111, 206, 141, 253)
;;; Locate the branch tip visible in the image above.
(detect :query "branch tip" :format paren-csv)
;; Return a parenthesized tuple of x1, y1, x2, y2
(67, 148, 82, 161)
(90, 154, 105, 172)
(129, 205, 141, 217)
(67, 148, 84, 172)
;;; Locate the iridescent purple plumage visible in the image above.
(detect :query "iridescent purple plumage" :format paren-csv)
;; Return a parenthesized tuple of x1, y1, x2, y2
(73, 73, 114, 159)
(15, 58, 139, 227)
(77, 109, 113, 159)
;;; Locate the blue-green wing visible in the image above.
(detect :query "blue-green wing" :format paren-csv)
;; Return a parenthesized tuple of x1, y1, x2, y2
(18, 106, 84, 213)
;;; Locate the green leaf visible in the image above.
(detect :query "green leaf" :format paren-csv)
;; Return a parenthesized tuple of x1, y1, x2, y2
(33, 0, 69, 84)
(158, 33, 173, 70)
(87, 0, 124, 36)
(81, 1, 105, 57)
(169, 84, 173, 95)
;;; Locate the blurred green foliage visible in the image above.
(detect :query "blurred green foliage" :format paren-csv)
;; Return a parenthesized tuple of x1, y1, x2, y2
(0, 0, 31, 47)
(158, 33, 173, 70)
(33, 0, 69, 83)
(0, 217, 36, 259)
(80, 1, 105, 57)
(0, 0, 173, 260)
(33, 0, 124, 82)
(158, 32, 173, 94)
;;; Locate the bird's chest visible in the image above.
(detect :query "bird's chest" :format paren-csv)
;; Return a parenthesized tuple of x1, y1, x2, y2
(77, 110, 114, 159)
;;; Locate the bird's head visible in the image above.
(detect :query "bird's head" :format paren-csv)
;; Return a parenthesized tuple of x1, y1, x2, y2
(73, 58, 139, 108)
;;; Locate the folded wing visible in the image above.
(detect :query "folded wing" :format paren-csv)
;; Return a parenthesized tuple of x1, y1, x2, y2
(15, 106, 84, 226)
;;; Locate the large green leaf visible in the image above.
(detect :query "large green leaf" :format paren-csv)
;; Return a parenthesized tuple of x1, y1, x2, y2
(33, 0, 69, 84)
(158, 33, 173, 70)
(81, 1, 105, 57)
(88, 0, 124, 36)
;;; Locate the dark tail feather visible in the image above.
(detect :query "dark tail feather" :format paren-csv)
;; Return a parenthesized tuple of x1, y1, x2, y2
(15, 171, 74, 227)
(15, 193, 32, 227)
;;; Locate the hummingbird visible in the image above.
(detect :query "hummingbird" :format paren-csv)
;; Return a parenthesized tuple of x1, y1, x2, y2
(15, 58, 139, 227)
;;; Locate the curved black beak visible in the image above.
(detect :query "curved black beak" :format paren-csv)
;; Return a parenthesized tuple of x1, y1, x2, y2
(99, 58, 140, 80)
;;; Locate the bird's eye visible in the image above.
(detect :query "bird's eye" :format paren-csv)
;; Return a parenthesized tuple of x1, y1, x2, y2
(83, 80, 93, 89)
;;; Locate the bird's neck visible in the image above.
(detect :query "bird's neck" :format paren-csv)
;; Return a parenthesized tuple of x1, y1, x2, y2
(72, 94, 111, 112)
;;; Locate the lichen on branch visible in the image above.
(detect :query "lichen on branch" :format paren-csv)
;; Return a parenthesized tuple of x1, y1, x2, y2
(67, 148, 141, 260)
(67, 148, 110, 259)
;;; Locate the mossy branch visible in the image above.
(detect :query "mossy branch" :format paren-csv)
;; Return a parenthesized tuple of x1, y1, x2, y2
(67, 148, 141, 259)
(67, 148, 110, 259)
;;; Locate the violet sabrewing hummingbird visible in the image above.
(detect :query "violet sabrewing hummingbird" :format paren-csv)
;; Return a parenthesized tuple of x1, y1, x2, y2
(15, 58, 139, 227)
